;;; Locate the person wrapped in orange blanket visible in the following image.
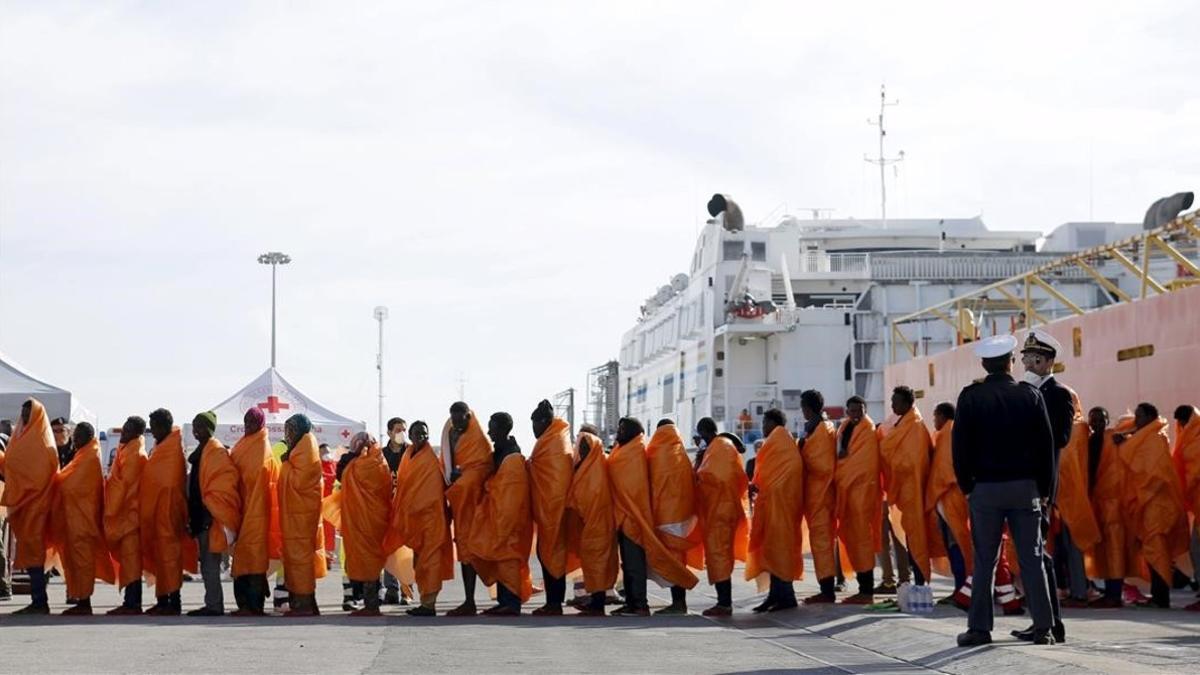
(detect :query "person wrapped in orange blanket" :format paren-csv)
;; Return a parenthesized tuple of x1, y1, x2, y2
(49, 422, 114, 615)
(1173, 405, 1200, 611)
(0, 399, 59, 615)
(646, 419, 703, 615)
(277, 413, 328, 616)
(609, 417, 697, 616)
(799, 390, 839, 604)
(927, 402, 972, 601)
(328, 432, 392, 616)
(835, 396, 882, 604)
(229, 407, 280, 616)
(695, 417, 748, 616)
(140, 409, 196, 615)
(103, 416, 149, 615)
(466, 412, 533, 616)
(1114, 402, 1190, 608)
(527, 400, 573, 616)
(386, 420, 454, 616)
(1052, 391, 1102, 607)
(746, 408, 804, 613)
(384, 420, 453, 614)
(187, 411, 242, 616)
(441, 402, 494, 616)
(565, 425, 618, 616)
(877, 386, 935, 586)
(1087, 407, 1137, 607)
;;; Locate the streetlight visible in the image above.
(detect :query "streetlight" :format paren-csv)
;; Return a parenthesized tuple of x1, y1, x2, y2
(257, 252, 292, 369)
(374, 306, 388, 440)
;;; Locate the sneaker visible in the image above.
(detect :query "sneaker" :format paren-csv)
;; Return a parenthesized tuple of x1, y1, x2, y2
(610, 605, 650, 617)
(872, 582, 898, 595)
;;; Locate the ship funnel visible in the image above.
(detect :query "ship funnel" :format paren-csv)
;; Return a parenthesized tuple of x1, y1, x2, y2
(1143, 191, 1194, 230)
(707, 194, 745, 232)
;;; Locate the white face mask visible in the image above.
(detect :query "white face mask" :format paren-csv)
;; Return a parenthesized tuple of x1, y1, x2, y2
(1023, 371, 1044, 386)
(393, 431, 408, 445)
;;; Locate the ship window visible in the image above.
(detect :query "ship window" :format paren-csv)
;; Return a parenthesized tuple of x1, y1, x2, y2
(723, 241, 743, 261)
(751, 241, 766, 261)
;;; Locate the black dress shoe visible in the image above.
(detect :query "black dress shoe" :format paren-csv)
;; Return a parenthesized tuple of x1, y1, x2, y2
(956, 630, 992, 647)
(1011, 624, 1035, 641)
(1052, 622, 1065, 643)
(1030, 629, 1055, 646)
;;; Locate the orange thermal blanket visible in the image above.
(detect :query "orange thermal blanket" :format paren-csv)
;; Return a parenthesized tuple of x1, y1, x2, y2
(278, 432, 328, 594)
(696, 435, 748, 584)
(50, 438, 114, 598)
(745, 426, 804, 583)
(467, 452, 534, 602)
(528, 418, 573, 578)
(609, 434, 698, 589)
(0, 399, 58, 569)
(835, 416, 881, 574)
(565, 432, 618, 593)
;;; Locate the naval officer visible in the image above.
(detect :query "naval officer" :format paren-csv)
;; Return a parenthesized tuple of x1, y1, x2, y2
(953, 334, 1058, 647)
(1013, 329, 1074, 643)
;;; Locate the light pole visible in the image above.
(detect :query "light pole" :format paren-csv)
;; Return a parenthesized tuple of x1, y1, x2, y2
(374, 306, 388, 440)
(257, 252, 292, 368)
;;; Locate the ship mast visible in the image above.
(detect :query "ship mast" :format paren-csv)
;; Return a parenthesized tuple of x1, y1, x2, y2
(865, 84, 904, 228)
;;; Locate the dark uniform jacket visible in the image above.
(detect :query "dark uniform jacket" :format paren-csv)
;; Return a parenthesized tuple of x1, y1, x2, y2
(1037, 375, 1076, 503)
(952, 372, 1057, 499)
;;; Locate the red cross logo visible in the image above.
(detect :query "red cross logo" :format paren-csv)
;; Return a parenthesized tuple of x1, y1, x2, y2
(257, 396, 290, 414)
(340, 428, 351, 439)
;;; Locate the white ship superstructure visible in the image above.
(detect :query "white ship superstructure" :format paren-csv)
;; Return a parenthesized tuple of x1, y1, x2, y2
(613, 197, 1118, 441)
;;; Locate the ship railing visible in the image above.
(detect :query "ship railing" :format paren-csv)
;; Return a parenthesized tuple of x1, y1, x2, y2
(797, 251, 870, 275)
(868, 253, 1087, 281)
(796, 251, 1096, 281)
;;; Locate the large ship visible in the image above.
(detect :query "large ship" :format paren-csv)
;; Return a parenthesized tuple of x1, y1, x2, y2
(598, 195, 1131, 443)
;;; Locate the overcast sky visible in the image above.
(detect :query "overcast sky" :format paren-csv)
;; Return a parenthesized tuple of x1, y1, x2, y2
(2, 1, 1197, 446)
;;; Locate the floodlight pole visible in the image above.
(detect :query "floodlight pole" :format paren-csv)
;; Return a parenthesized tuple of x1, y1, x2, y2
(257, 252, 292, 369)
(374, 306, 389, 440)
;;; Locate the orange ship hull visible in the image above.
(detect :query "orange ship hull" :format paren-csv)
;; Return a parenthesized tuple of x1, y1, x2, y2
(885, 284, 1200, 442)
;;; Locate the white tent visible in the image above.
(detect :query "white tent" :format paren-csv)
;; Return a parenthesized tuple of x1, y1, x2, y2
(0, 349, 74, 423)
(187, 368, 365, 449)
